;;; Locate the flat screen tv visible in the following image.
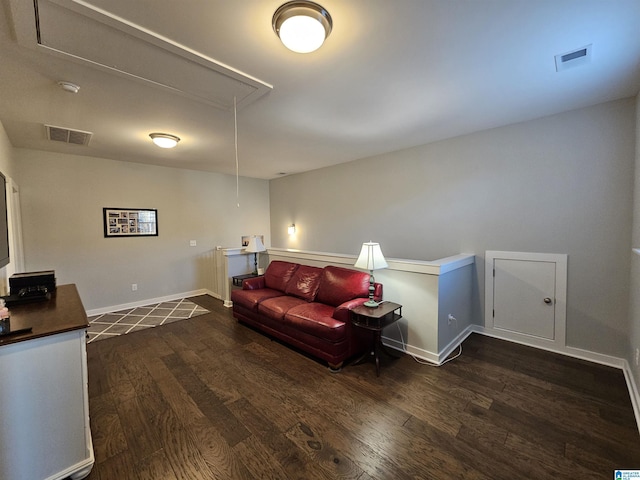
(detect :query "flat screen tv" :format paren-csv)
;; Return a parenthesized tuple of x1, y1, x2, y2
(0, 172, 10, 269)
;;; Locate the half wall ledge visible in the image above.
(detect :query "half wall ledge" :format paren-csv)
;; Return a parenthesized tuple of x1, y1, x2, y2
(265, 247, 474, 274)
(222, 247, 475, 364)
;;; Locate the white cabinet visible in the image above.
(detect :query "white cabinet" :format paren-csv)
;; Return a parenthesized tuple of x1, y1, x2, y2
(0, 285, 94, 480)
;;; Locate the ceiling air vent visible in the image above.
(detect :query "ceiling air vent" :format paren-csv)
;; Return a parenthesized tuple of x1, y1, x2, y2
(555, 44, 592, 72)
(44, 125, 93, 145)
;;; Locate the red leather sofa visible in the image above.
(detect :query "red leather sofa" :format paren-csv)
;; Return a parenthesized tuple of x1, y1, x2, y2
(231, 260, 382, 370)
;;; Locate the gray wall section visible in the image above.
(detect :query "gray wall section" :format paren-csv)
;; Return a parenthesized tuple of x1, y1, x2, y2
(630, 94, 640, 387)
(270, 98, 636, 358)
(13, 150, 271, 311)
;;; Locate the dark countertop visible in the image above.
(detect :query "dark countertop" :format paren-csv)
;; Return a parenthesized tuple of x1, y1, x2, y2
(0, 284, 88, 347)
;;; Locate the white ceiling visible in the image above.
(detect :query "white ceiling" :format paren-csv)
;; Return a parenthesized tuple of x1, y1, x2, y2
(1, 0, 639, 180)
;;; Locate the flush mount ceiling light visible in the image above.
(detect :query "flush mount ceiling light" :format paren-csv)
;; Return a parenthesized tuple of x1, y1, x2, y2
(272, 1, 332, 53)
(149, 133, 180, 148)
(57, 81, 80, 93)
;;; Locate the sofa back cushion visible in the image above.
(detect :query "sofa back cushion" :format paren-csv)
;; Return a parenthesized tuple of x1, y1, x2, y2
(264, 261, 299, 292)
(315, 266, 370, 307)
(285, 265, 323, 301)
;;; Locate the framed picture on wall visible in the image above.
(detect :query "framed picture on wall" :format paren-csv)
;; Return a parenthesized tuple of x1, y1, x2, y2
(103, 208, 158, 237)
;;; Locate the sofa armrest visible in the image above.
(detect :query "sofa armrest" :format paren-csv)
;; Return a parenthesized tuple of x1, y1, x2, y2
(243, 276, 265, 290)
(333, 298, 368, 322)
(372, 282, 383, 298)
(332, 283, 383, 322)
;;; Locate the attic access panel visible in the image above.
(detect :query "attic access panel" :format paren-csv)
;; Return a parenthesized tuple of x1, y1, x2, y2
(10, 0, 272, 111)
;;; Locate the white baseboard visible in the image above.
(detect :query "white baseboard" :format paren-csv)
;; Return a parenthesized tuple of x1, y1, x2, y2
(382, 325, 474, 366)
(473, 325, 626, 368)
(86, 289, 211, 317)
(208, 290, 222, 301)
(383, 336, 440, 364)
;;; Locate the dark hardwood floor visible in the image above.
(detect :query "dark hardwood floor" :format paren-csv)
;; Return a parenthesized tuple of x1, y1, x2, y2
(84, 294, 640, 479)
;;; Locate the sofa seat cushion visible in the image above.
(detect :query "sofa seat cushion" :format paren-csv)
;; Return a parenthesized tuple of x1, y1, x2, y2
(284, 303, 346, 343)
(315, 266, 370, 307)
(231, 288, 285, 312)
(285, 265, 323, 301)
(258, 296, 308, 321)
(264, 260, 299, 292)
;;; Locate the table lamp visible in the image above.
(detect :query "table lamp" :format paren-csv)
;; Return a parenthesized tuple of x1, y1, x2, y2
(354, 241, 388, 308)
(245, 236, 266, 274)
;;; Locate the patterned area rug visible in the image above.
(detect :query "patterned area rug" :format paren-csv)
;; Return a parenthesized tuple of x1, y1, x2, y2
(87, 298, 209, 343)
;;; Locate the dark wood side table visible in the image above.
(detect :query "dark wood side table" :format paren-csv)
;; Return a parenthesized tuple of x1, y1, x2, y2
(350, 301, 403, 376)
(232, 273, 261, 287)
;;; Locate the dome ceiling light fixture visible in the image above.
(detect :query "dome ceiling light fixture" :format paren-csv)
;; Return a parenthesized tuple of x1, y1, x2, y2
(57, 81, 80, 93)
(272, 1, 332, 54)
(149, 133, 180, 148)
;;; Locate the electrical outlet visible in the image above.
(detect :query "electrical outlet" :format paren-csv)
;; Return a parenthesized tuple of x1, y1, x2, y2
(131, 284, 137, 291)
(635, 348, 640, 367)
(190, 240, 197, 247)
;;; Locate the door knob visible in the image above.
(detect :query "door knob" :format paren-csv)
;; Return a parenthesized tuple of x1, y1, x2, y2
(544, 297, 553, 304)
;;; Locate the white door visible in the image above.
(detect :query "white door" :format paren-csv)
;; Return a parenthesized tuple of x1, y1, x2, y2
(493, 259, 556, 339)
(486, 251, 567, 347)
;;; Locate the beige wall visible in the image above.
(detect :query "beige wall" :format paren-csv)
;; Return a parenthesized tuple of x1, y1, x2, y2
(0, 122, 14, 180)
(630, 93, 640, 387)
(13, 149, 270, 310)
(270, 98, 636, 358)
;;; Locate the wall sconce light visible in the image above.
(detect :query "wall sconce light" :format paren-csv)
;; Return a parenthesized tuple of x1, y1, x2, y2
(149, 133, 180, 149)
(288, 224, 296, 235)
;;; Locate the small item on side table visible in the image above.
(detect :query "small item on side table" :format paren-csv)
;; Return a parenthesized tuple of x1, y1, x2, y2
(232, 273, 261, 287)
(9, 270, 56, 295)
(0, 298, 9, 318)
(350, 301, 403, 376)
(0, 299, 8, 334)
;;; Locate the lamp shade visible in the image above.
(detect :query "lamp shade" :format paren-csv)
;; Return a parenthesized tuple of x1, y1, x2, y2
(354, 242, 388, 271)
(245, 236, 266, 253)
